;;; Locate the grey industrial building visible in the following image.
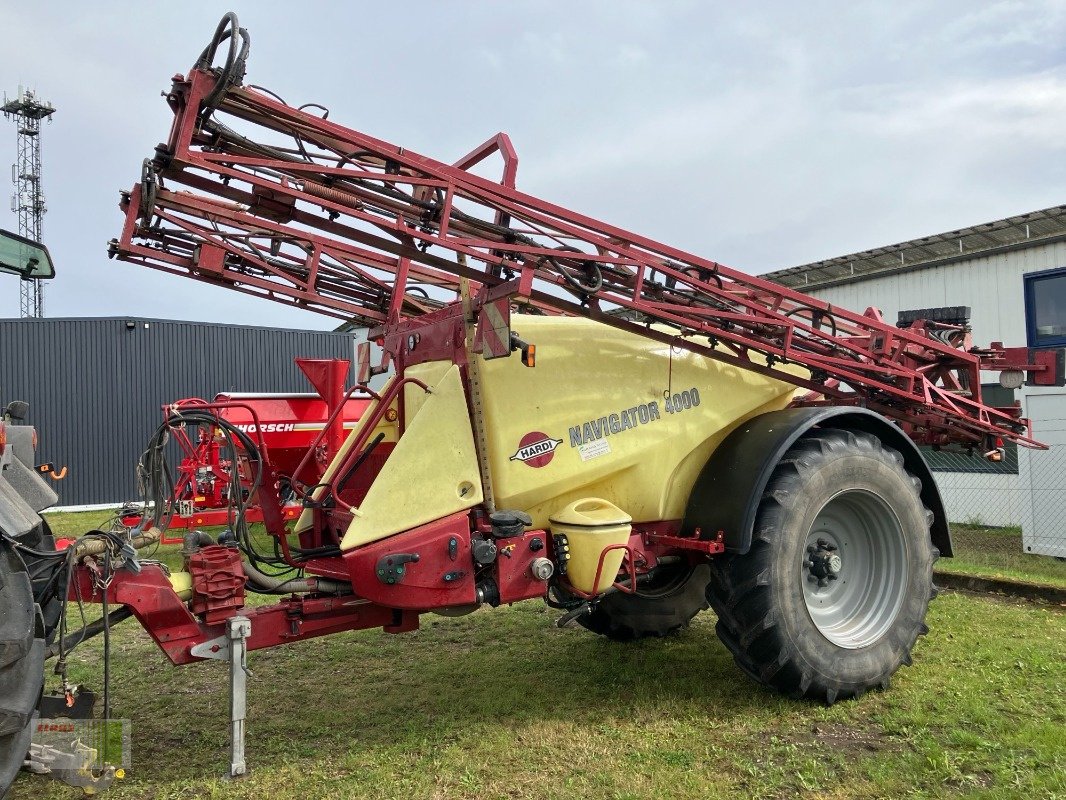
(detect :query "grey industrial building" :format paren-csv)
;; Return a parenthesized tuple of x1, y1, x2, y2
(764, 204, 1066, 558)
(0, 317, 356, 507)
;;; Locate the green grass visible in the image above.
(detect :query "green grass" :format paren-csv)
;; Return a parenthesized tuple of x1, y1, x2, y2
(944, 524, 1066, 590)
(13, 511, 1066, 799)
(12, 588, 1066, 799)
(43, 509, 115, 537)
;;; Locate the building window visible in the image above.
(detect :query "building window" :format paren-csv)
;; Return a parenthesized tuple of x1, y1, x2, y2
(1024, 267, 1066, 348)
(919, 383, 1018, 475)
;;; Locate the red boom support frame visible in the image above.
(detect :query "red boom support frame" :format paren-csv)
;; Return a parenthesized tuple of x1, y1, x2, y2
(110, 65, 1057, 452)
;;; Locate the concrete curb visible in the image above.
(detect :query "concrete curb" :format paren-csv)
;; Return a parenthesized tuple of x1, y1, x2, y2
(934, 570, 1066, 605)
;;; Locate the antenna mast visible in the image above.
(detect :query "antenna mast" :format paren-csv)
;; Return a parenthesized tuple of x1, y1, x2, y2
(3, 87, 56, 317)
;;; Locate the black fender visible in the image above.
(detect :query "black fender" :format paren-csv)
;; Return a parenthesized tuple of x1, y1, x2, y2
(680, 407, 952, 557)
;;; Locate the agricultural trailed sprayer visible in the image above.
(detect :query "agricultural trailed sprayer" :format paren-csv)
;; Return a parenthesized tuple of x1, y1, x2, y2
(3, 13, 1062, 788)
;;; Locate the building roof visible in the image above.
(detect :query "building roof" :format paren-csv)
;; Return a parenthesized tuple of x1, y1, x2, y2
(763, 204, 1066, 291)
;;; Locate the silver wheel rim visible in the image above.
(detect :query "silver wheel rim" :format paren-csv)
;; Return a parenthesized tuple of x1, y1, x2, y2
(802, 489, 909, 649)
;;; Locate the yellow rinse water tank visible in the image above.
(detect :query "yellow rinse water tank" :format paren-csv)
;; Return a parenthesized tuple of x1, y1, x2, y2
(550, 498, 633, 594)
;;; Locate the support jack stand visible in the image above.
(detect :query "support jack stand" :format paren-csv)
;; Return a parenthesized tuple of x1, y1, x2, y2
(227, 616, 251, 778)
(190, 615, 252, 778)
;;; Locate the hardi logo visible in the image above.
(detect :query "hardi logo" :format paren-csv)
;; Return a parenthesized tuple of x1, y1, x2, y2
(509, 432, 563, 468)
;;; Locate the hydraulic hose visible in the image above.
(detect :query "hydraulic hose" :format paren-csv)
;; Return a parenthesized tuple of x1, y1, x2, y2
(241, 559, 350, 595)
(71, 527, 162, 560)
(195, 13, 251, 121)
(181, 529, 215, 559)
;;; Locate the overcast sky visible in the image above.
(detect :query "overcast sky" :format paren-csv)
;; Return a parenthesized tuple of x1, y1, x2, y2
(2, 1, 1065, 329)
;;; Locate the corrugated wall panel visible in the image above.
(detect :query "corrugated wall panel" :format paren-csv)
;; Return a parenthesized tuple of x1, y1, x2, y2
(0, 317, 355, 506)
(812, 240, 1066, 346)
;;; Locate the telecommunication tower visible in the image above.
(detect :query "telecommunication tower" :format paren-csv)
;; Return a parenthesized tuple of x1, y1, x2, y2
(2, 87, 56, 317)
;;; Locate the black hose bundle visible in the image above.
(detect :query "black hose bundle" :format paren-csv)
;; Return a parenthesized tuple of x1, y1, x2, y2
(136, 407, 297, 578)
(194, 12, 251, 123)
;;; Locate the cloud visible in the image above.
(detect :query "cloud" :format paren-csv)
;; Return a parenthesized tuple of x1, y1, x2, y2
(0, 1, 1064, 322)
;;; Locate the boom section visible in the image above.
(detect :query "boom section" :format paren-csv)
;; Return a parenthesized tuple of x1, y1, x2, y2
(111, 56, 1055, 450)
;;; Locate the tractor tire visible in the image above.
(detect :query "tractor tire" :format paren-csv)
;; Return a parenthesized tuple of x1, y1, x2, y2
(705, 428, 938, 704)
(577, 563, 710, 641)
(16, 517, 63, 644)
(0, 541, 46, 795)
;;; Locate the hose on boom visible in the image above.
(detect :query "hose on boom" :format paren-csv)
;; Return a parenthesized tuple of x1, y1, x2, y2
(194, 11, 251, 123)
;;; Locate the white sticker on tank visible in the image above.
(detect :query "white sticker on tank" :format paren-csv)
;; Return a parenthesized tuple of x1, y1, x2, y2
(578, 438, 611, 461)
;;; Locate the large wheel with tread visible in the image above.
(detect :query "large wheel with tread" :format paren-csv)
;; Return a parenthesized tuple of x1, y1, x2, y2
(16, 517, 63, 645)
(0, 540, 46, 795)
(705, 428, 938, 703)
(577, 564, 710, 641)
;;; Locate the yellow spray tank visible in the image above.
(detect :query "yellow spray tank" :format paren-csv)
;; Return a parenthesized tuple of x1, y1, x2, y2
(307, 316, 799, 551)
(477, 317, 799, 532)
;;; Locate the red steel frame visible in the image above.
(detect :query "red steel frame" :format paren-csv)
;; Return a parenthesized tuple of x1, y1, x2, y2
(110, 66, 1058, 452)
(67, 514, 702, 665)
(68, 560, 416, 665)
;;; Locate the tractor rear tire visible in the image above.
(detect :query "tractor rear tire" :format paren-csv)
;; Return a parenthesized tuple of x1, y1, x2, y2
(0, 541, 46, 795)
(705, 428, 938, 703)
(577, 564, 710, 641)
(16, 517, 63, 645)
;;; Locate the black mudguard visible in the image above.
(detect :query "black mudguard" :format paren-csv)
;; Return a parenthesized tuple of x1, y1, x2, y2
(681, 407, 952, 557)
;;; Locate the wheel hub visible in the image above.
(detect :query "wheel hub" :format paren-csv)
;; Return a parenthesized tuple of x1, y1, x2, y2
(800, 489, 910, 650)
(805, 538, 842, 587)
